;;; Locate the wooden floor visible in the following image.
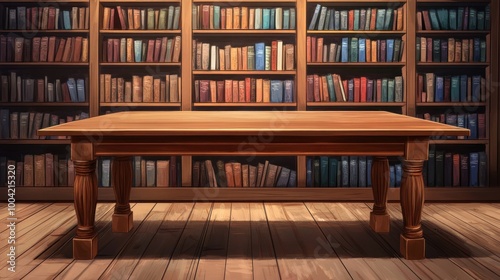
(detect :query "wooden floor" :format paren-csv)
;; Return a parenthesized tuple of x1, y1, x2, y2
(1, 203, 500, 280)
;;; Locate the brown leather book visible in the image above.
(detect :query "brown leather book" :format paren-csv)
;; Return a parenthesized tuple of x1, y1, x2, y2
(226, 7, 233, 29)
(233, 7, 240, 29)
(61, 37, 73, 62)
(421, 10, 431, 30)
(426, 38, 432, 62)
(248, 8, 254, 29)
(311, 36, 316, 62)
(133, 9, 141, 30)
(416, 11, 422, 30)
(126, 38, 134, 62)
(54, 38, 65, 62)
(216, 80, 224, 102)
(242, 164, 249, 187)
(425, 73, 434, 102)
(103, 74, 111, 102)
(348, 10, 354, 30)
(47, 7, 56, 30)
(124, 81, 132, 102)
(153, 38, 161, 62)
(244, 77, 251, 102)
(210, 80, 217, 102)
(232, 162, 242, 187)
(14, 37, 24, 62)
(172, 36, 181, 62)
(454, 41, 461, 63)
(447, 38, 455, 62)
(397, 7, 404, 30)
(225, 162, 235, 187)
(285, 44, 294, 70)
(333, 74, 344, 102)
(116, 6, 126, 30)
(45, 153, 53, 186)
(142, 75, 153, 102)
(153, 78, 160, 102)
(39, 36, 49, 62)
(36, 79, 44, 102)
(271, 41, 277, 70)
(263, 164, 278, 187)
(156, 160, 170, 187)
(24, 155, 34, 186)
(241, 7, 248, 29)
(232, 80, 238, 102)
(160, 80, 166, 102)
(370, 9, 377, 30)
(444, 76, 451, 102)
(230, 47, 238, 70)
(256, 78, 263, 102)
(111, 77, 117, 102)
(127, 9, 134, 29)
(159, 37, 168, 62)
(238, 80, 245, 102)
(221, 8, 226, 29)
(461, 39, 469, 62)
(132, 75, 142, 102)
(106, 38, 113, 62)
(103, 7, 110, 29)
(71, 7, 78, 30)
(67, 160, 75, 186)
(34, 154, 45, 186)
(317, 37, 323, 62)
(78, 7, 86, 29)
(73, 36, 82, 62)
(224, 79, 232, 102)
(201, 5, 209, 29)
(312, 74, 320, 102)
(117, 77, 124, 102)
(146, 39, 155, 62)
(262, 79, 270, 102)
(46, 36, 56, 62)
(241, 46, 248, 70)
(169, 74, 178, 102)
(306, 36, 311, 62)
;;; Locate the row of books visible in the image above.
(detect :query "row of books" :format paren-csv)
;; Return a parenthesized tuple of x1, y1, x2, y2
(417, 6, 491, 31)
(102, 6, 180, 30)
(193, 41, 295, 71)
(417, 73, 486, 103)
(194, 5, 296, 30)
(193, 159, 296, 188)
(420, 113, 486, 140)
(307, 37, 404, 63)
(306, 74, 403, 103)
(306, 156, 402, 188)
(1, 74, 86, 103)
(2, 6, 89, 30)
(425, 150, 487, 187)
(0, 154, 74, 187)
(99, 74, 180, 103)
(309, 5, 404, 31)
(102, 36, 181, 63)
(0, 109, 88, 140)
(0, 35, 88, 63)
(99, 156, 180, 187)
(194, 79, 294, 103)
(416, 37, 486, 63)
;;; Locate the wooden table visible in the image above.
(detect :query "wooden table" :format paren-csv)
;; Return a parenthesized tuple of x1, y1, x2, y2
(39, 111, 469, 260)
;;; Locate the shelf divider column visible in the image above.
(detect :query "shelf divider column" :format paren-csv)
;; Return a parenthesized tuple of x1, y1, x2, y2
(181, 0, 192, 111)
(296, 0, 307, 111)
(406, 0, 416, 117)
(90, 0, 99, 117)
(490, 0, 499, 186)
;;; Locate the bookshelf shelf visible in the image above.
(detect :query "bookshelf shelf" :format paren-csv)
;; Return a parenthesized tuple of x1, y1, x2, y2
(307, 62, 406, 67)
(194, 102, 297, 107)
(416, 31, 490, 36)
(0, 63, 89, 66)
(0, 140, 70, 145)
(416, 102, 487, 107)
(100, 102, 182, 107)
(99, 63, 182, 66)
(100, 30, 181, 35)
(193, 0, 295, 3)
(417, 0, 489, 3)
(307, 102, 406, 107)
(308, 0, 407, 3)
(0, 30, 89, 34)
(417, 63, 489, 67)
(430, 140, 489, 145)
(193, 30, 296, 35)
(100, 0, 180, 3)
(307, 31, 406, 35)
(192, 70, 296, 75)
(0, 102, 89, 107)
(0, 0, 88, 2)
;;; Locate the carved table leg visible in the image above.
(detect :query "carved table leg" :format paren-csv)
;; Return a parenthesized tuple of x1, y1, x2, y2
(73, 160, 98, 259)
(400, 159, 425, 260)
(370, 157, 390, 232)
(112, 156, 133, 232)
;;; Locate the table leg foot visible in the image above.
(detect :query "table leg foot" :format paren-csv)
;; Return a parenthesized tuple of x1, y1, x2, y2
(400, 234, 425, 260)
(370, 212, 390, 233)
(73, 235, 98, 260)
(112, 212, 134, 232)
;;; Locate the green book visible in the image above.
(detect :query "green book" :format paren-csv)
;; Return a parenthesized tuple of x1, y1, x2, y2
(326, 74, 335, 101)
(247, 46, 255, 70)
(383, 8, 393, 30)
(173, 6, 180, 29)
(381, 78, 388, 102)
(450, 75, 460, 102)
(350, 37, 358, 62)
(375, 9, 385, 30)
(213, 6, 220, 29)
(353, 9, 360, 30)
(437, 8, 449, 30)
(167, 6, 174, 29)
(328, 157, 338, 187)
(158, 8, 167, 29)
(387, 79, 395, 102)
(477, 11, 485, 30)
(428, 9, 440, 29)
(147, 8, 155, 30)
(449, 9, 457, 30)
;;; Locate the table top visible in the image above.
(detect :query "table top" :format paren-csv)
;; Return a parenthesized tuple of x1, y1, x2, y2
(38, 111, 470, 137)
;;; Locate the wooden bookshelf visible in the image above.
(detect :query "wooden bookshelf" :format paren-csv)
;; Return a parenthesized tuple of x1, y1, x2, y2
(1, 0, 499, 200)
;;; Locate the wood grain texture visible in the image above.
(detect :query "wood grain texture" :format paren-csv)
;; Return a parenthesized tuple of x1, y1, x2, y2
(225, 203, 253, 280)
(111, 156, 134, 232)
(38, 111, 470, 137)
(370, 157, 390, 232)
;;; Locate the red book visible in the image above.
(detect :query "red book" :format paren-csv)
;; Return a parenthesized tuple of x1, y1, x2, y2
(444, 76, 451, 102)
(224, 79, 232, 102)
(109, 8, 115, 30)
(154, 38, 161, 62)
(245, 77, 251, 102)
(202, 5, 210, 29)
(306, 75, 314, 102)
(379, 40, 386, 62)
(426, 38, 432, 62)
(221, 8, 226, 29)
(348, 10, 354, 30)
(376, 79, 382, 102)
(61, 82, 72, 102)
(216, 81, 224, 102)
(271, 41, 277, 70)
(421, 10, 432, 30)
(116, 6, 126, 30)
(107, 39, 113, 62)
(112, 38, 119, 62)
(353, 78, 361, 102)
(478, 113, 486, 139)
(47, 7, 56, 30)
(146, 39, 155, 62)
(311, 37, 316, 62)
(360, 77, 367, 102)
(313, 75, 320, 102)
(306, 36, 311, 62)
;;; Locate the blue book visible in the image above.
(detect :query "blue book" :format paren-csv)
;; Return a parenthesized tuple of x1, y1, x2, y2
(428, 9, 440, 29)
(262, 9, 270, 29)
(328, 157, 338, 187)
(283, 10, 290, 30)
(485, 4, 490, 29)
(353, 9, 360, 30)
(473, 38, 480, 62)
(358, 38, 366, 62)
(334, 10, 340, 30)
(472, 75, 481, 102)
(288, 170, 297, 187)
(320, 156, 329, 187)
(384, 8, 393, 30)
(324, 10, 331, 31)
(341, 37, 349, 62)
(309, 4, 322, 30)
(395, 164, 402, 187)
(341, 156, 349, 187)
(477, 11, 485, 30)
(76, 79, 85, 102)
(376, 9, 385, 30)
(469, 152, 479, 187)
(270, 80, 283, 102)
(66, 78, 78, 102)
(389, 165, 395, 187)
(467, 113, 478, 139)
(457, 7, 464, 30)
(284, 80, 294, 102)
(348, 79, 354, 102)
(214, 6, 220, 29)
(255, 42, 265, 70)
(435, 76, 444, 102)
(328, 8, 334, 30)
(460, 75, 467, 102)
(449, 9, 457, 30)
(381, 78, 388, 102)
(366, 158, 372, 186)
(0, 109, 9, 139)
(457, 114, 466, 131)
(306, 158, 313, 187)
(428, 146, 435, 187)
(386, 39, 394, 62)
(270, 9, 275, 30)
(440, 40, 448, 62)
(63, 11, 71, 29)
(326, 74, 335, 101)
(358, 156, 366, 187)
(349, 156, 358, 187)
(469, 8, 477, 30)
(437, 8, 449, 30)
(450, 75, 460, 102)
(134, 40, 142, 62)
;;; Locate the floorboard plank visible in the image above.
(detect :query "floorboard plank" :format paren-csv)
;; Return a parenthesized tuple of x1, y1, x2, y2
(14, 203, 115, 279)
(305, 202, 419, 280)
(250, 203, 280, 280)
(346, 202, 474, 280)
(265, 203, 351, 279)
(162, 202, 212, 280)
(99, 203, 172, 279)
(54, 203, 155, 279)
(0, 202, 47, 222)
(129, 203, 194, 280)
(225, 203, 253, 280)
(194, 202, 231, 280)
(454, 203, 500, 226)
